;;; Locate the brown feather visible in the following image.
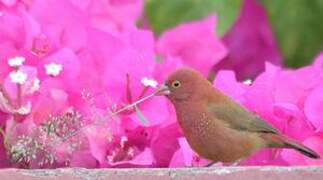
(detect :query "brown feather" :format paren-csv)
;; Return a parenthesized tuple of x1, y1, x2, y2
(163, 67, 320, 163)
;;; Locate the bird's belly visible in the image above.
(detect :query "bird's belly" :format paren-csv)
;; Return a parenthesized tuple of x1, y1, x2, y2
(183, 120, 265, 163)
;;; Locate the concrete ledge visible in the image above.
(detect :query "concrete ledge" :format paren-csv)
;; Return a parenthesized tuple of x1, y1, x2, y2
(0, 166, 322, 180)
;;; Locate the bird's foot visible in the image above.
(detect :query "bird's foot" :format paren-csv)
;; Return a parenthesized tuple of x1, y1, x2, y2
(204, 161, 217, 167)
(230, 159, 242, 166)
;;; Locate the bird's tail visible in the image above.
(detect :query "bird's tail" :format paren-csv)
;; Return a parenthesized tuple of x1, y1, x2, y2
(263, 134, 320, 159)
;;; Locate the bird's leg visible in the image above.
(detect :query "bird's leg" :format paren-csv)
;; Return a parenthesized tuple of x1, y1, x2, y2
(230, 159, 243, 166)
(205, 161, 217, 167)
(231, 160, 241, 166)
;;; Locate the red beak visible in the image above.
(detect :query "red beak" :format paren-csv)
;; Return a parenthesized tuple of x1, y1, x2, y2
(155, 84, 170, 96)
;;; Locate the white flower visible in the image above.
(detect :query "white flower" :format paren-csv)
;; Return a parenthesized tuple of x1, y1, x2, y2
(16, 102, 32, 115)
(120, 136, 128, 148)
(141, 77, 158, 88)
(127, 147, 134, 157)
(45, 62, 63, 77)
(243, 79, 252, 85)
(10, 70, 27, 84)
(28, 78, 40, 94)
(8, 56, 25, 67)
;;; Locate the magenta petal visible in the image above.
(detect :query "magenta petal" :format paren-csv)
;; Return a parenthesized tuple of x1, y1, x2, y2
(157, 15, 227, 76)
(169, 149, 185, 168)
(130, 96, 169, 126)
(154, 56, 184, 82)
(1, 0, 17, 7)
(0, 137, 11, 168)
(303, 136, 323, 165)
(85, 126, 110, 164)
(20, 10, 42, 51)
(178, 138, 194, 166)
(70, 150, 98, 168)
(304, 85, 323, 131)
(312, 51, 323, 69)
(214, 70, 247, 103)
(243, 78, 274, 121)
(281, 149, 306, 165)
(216, 0, 282, 80)
(0, 10, 25, 48)
(103, 48, 156, 103)
(129, 148, 153, 166)
(242, 149, 287, 166)
(151, 123, 182, 167)
(87, 0, 143, 32)
(30, 0, 88, 51)
(31, 79, 69, 124)
(41, 48, 81, 91)
(273, 102, 304, 121)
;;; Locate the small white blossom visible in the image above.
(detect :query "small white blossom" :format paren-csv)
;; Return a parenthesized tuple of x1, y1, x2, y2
(16, 102, 32, 115)
(45, 62, 63, 77)
(8, 56, 25, 67)
(120, 136, 128, 148)
(10, 70, 27, 84)
(243, 79, 252, 85)
(107, 151, 116, 162)
(141, 77, 158, 88)
(127, 147, 134, 157)
(29, 78, 40, 94)
(107, 136, 113, 143)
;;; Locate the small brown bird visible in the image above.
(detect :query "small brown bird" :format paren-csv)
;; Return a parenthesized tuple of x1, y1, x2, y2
(157, 67, 320, 164)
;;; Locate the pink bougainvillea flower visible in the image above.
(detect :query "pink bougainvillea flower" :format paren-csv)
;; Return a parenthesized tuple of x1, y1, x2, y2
(214, 70, 248, 103)
(0, 0, 322, 169)
(1, 0, 16, 7)
(303, 135, 323, 165)
(0, 9, 24, 47)
(215, 0, 282, 80)
(304, 83, 323, 131)
(169, 138, 210, 167)
(39, 48, 81, 91)
(281, 135, 323, 165)
(70, 0, 143, 32)
(153, 56, 184, 83)
(157, 15, 227, 77)
(213, 52, 323, 165)
(150, 123, 182, 167)
(70, 150, 98, 168)
(85, 125, 112, 164)
(103, 30, 156, 103)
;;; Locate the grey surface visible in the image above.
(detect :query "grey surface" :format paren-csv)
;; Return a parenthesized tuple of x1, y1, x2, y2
(0, 166, 321, 180)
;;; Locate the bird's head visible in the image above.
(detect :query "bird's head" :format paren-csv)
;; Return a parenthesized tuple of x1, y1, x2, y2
(156, 67, 207, 102)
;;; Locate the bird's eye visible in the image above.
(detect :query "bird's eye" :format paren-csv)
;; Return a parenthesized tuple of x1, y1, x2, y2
(172, 80, 181, 88)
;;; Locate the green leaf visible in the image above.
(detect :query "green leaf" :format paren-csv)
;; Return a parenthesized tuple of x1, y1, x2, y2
(144, 0, 241, 36)
(261, 0, 323, 67)
(135, 105, 149, 126)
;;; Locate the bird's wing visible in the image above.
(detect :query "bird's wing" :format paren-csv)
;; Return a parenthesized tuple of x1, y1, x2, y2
(206, 99, 279, 134)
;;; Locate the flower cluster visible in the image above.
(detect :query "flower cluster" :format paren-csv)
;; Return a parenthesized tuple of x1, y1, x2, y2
(0, 0, 320, 168)
(215, 52, 323, 165)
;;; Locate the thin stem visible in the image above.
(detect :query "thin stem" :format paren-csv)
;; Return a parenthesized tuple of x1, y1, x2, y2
(16, 84, 22, 108)
(110, 90, 158, 116)
(0, 84, 13, 106)
(138, 86, 149, 100)
(51, 89, 161, 146)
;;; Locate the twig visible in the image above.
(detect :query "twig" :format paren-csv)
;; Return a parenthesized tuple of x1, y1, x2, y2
(51, 89, 161, 145)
